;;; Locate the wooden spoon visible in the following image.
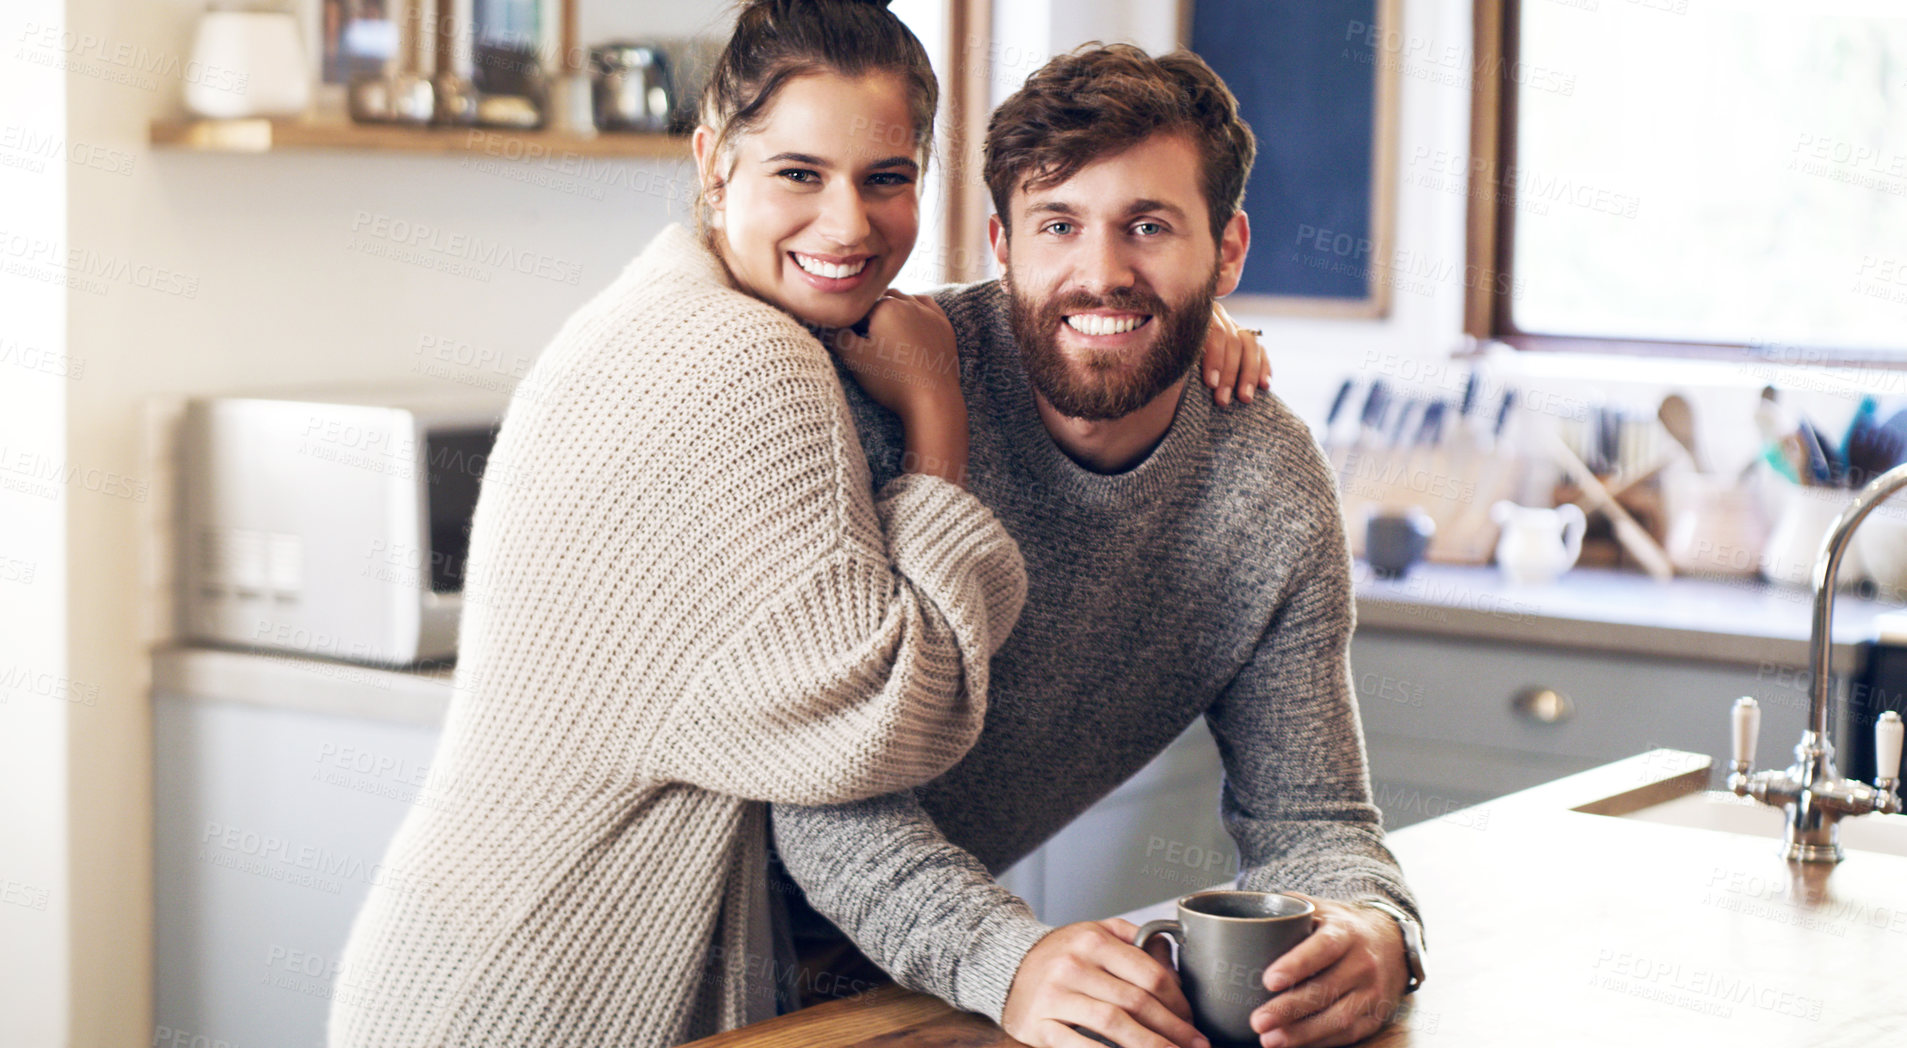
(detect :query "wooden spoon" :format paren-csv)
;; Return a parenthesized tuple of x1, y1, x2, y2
(1657, 394, 1706, 473)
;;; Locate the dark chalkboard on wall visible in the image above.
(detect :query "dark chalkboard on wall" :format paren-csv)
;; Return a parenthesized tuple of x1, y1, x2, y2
(1183, 0, 1399, 317)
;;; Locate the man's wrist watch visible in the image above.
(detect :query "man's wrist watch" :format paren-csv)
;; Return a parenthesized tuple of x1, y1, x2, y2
(1356, 899, 1426, 994)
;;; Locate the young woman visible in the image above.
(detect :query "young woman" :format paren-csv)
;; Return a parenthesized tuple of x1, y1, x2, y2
(328, 3, 1265, 1046)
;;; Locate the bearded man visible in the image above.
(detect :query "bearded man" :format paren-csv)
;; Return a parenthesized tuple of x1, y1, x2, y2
(768, 44, 1425, 1048)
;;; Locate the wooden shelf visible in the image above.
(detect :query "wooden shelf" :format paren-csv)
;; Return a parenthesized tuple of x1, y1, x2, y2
(148, 116, 689, 161)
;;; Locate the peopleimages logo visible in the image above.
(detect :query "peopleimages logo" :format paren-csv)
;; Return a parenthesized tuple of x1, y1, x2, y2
(197, 821, 439, 897)
(0, 443, 149, 502)
(349, 211, 584, 286)
(0, 124, 135, 175)
(0, 228, 201, 298)
(1344, 19, 1577, 96)
(1, 877, 51, 911)
(0, 663, 101, 706)
(15, 22, 249, 95)
(0, 336, 86, 379)
(1589, 948, 1824, 1021)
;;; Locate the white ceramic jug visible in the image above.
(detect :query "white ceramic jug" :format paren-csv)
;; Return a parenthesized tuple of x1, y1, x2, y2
(1492, 501, 1586, 585)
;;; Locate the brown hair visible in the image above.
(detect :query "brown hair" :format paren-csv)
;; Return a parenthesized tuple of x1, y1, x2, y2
(696, 0, 938, 227)
(984, 44, 1255, 242)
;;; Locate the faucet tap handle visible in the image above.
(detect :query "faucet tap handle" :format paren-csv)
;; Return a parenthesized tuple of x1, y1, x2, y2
(1876, 711, 1902, 788)
(1732, 697, 1760, 776)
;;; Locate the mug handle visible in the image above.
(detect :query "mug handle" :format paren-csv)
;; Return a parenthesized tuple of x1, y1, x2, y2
(1132, 919, 1183, 970)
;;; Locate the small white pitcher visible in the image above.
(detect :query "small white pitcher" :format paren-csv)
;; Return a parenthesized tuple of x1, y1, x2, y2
(1492, 501, 1586, 585)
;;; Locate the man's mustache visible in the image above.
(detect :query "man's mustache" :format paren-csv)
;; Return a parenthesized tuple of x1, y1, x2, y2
(1041, 288, 1169, 317)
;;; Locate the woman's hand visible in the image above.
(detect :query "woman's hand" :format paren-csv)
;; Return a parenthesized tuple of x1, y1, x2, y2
(1202, 302, 1272, 407)
(831, 291, 969, 487)
(831, 290, 963, 416)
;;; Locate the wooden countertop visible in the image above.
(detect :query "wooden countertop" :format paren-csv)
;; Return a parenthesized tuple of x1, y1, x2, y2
(683, 751, 1907, 1047)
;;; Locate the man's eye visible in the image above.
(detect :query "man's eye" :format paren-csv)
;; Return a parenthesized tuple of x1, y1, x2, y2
(1042, 222, 1074, 235)
(777, 169, 820, 185)
(1133, 222, 1165, 236)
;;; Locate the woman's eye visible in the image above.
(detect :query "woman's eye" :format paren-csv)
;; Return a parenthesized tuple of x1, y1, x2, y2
(777, 169, 821, 185)
(866, 172, 914, 187)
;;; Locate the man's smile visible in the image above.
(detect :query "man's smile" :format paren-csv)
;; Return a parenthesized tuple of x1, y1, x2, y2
(1060, 312, 1153, 337)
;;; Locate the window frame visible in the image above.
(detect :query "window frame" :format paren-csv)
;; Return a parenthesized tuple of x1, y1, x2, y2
(1463, 0, 1907, 370)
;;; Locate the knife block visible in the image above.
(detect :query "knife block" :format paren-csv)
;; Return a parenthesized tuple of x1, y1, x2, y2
(1329, 441, 1533, 566)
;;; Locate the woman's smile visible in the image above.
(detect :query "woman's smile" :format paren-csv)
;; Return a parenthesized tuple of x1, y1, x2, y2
(790, 250, 876, 289)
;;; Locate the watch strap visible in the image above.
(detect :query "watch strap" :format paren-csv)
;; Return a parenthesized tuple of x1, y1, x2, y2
(1356, 898, 1426, 994)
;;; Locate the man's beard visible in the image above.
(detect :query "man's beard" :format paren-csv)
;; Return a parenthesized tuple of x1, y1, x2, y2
(1005, 267, 1220, 421)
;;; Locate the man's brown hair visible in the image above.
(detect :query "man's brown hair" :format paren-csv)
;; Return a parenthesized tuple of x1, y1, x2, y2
(984, 44, 1256, 243)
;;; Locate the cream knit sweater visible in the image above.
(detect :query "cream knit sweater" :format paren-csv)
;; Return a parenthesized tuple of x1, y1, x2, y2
(325, 223, 1026, 1048)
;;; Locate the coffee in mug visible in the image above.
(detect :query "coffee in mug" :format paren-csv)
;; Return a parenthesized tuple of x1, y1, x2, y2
(1133, 890, 1316, 1047)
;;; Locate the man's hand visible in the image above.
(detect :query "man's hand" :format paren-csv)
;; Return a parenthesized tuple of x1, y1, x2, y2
(1001, 919, 1211, 1048)
(1250, 895, 1409, 1048)
(1201, 302, 1272, 407)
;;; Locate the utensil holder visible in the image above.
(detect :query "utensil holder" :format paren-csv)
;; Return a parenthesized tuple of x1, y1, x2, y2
(1662, 469, 1769, 578)
(1762, 485, 1868, 590)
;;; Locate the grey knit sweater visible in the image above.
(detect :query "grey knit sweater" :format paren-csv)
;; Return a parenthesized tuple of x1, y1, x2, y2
(770, 280, 1418, 1025)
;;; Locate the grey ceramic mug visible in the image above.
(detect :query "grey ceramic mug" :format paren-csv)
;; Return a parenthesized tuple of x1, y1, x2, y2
(1133, 890, 1317, 1047)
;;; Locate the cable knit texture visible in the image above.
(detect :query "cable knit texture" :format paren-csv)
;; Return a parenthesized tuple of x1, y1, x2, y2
(771, 279, 1418, 1024)
(325, 224, 1026, 1048)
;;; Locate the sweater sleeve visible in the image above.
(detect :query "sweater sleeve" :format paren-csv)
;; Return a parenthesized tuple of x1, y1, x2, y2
(1203, 510, 1421, 926)
(770, 793, 1054, 1022)
(628, 320, 1028, 806)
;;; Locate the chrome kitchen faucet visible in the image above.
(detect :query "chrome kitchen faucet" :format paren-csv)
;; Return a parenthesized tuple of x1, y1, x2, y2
(1728, 462, 1907, 863)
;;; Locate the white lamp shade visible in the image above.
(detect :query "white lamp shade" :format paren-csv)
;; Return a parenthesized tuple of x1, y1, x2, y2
(184, 10, 311, 119)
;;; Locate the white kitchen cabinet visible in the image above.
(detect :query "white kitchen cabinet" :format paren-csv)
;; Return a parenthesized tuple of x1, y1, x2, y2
(1350, 627, 1835, 830)
(153, 691, 441, 1048)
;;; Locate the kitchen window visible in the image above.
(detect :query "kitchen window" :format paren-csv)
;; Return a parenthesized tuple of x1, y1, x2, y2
(1467, 0, 1907, 364)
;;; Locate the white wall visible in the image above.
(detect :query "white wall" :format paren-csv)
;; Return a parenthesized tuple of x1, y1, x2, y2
(0, 0, 72, 1040)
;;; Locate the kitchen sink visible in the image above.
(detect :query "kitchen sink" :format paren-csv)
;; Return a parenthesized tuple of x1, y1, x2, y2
(1614, 789, 1907, 858)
